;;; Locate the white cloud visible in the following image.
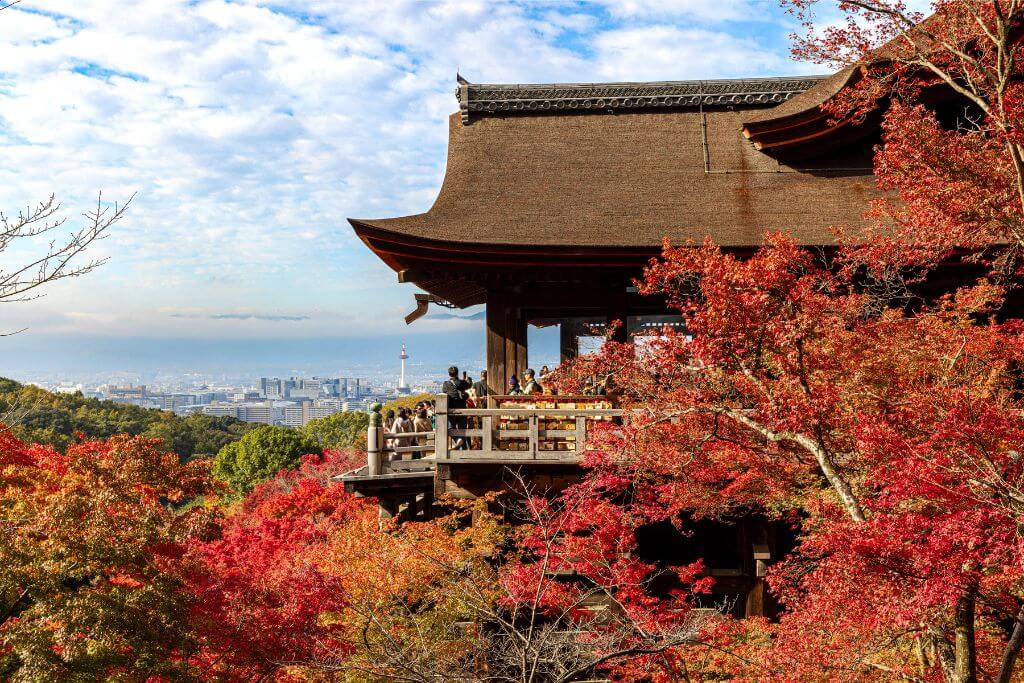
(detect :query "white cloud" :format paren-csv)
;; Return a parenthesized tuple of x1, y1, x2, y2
(594, 26, 792, 81)
(596, 0, 766, 22)
(0, 0, 804, 342)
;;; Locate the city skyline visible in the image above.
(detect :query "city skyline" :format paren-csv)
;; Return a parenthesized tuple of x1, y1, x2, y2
(9, 330, 562, 386)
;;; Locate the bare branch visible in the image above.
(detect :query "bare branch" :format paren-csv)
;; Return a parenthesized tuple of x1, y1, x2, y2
(0, 192, 133, 333)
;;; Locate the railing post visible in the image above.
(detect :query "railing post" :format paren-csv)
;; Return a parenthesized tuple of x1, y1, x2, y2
(482, 414, 493, 456)
(434, 393, 449, 460)
(367, 403, 384, 476)
(575, 416, 586, 456)
(529, 414, 538, 459)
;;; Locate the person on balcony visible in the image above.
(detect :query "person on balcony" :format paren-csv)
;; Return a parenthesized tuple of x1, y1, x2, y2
(386, 408, 411, 461)
(382, 409, 397, 453)
(413, 408, 433, 457)
(508, 374, 523, 395)
(471, 370, 490, 403)
(442, 366, 471, 450)
(522, 369, 543, 395)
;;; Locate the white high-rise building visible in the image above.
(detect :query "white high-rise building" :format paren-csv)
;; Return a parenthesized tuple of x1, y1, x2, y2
(399, 344, 410, 393)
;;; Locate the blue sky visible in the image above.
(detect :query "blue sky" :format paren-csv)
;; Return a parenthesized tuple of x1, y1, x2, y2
(0, 0, 847, 374)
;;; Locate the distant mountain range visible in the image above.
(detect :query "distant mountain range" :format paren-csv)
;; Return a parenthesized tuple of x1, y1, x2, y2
(427, 311, 487, 320)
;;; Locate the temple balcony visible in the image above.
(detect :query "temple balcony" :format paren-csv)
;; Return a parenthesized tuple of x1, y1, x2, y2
(338, 394, 620, 520)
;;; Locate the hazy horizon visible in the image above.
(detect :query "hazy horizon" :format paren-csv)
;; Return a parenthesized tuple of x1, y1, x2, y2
(6, 326, 561, 382)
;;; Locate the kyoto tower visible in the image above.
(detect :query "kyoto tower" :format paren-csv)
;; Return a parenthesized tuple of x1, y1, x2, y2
(399, 344, 409, 393)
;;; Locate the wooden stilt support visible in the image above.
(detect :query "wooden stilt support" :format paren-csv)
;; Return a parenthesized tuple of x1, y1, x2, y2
(559, 321, 579, 363)
(606, 284, 628, 343)
(487, 293, 508, 395)
(419, 489, 434, 520)
(488, 291, 530, 389)
(378, 499, 397, 530)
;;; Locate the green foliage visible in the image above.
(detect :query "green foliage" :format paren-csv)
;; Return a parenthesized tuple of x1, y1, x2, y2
(213, 425, 322, 494)
(382, 393, 433, 416)
(303, 410, 369, 451)
(0, 378, 254, 459)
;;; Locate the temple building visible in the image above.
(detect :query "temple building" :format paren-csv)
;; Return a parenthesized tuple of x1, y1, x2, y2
(343, 66, 894, 618)
(350, 69, 879, 388)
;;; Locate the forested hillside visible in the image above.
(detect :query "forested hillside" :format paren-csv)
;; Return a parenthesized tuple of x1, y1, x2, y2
(0, 378, 254, 459)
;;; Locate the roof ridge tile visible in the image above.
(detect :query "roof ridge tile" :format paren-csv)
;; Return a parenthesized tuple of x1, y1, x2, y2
(456, 75, 829, 123)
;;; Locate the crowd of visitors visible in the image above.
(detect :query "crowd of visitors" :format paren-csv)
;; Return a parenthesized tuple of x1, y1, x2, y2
(382, 365, 552, 459)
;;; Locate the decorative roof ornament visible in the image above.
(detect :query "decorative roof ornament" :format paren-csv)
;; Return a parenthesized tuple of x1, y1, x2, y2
(455, 75, 828, 124)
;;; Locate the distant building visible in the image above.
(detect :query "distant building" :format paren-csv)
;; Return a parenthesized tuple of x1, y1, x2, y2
(203, 400, 276, 424)
(288, 387, 321, 400)
(318, 378, 347, 397)
(103, 384, 147, 400)
(260, 377, 284, 398)
(281, 404, 306, 428)
(281, 399, 347, 427)
(202, 402, 239, 419)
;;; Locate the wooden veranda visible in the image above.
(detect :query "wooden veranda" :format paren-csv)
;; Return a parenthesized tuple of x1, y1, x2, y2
(339, 394, 619, 520)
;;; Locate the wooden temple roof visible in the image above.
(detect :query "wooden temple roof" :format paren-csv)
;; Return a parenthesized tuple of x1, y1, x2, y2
(350, 71, 881, 307)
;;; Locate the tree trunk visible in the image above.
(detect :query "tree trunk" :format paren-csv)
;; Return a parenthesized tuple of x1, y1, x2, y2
(996, 604, 1024, 683)
(952, 590, 977, 683)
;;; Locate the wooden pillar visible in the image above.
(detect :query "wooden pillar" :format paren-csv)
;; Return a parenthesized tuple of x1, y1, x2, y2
(745, 580, 767, 618)
(559, 321, 578, 363)
(378, 499, 398, 530)
(504, 306, 519, 384)
(488, 291, 529, 390)
(606, 285, 628, 343)
(487, 293, 508, 395)
(513, 310, 528, 377)
(745, 520, 775, 619)
(419, 489, 434, 520)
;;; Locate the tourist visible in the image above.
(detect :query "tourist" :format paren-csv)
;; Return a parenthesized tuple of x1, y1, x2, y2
(508, 374, 522, 395)
(442, 366, 471, 449)
(471, 370, 490, 403)
(522, 368, 543, 395)
(382, 409, 397, 458)
(413, 408, 433, 457)
(539, 365, 551, 382)
(391, 409, 415, 462)
(442, 366, 471, 409)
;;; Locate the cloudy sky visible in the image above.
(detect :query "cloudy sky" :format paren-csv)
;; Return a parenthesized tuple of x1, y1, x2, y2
(0, 0, 843, 374)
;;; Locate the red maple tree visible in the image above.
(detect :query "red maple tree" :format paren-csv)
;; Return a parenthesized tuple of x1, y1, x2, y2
(183, 450, 367, 681)
(548, 6, 1024, 674)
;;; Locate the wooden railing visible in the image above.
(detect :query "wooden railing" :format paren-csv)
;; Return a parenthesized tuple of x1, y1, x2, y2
(366, 394, 621, 475)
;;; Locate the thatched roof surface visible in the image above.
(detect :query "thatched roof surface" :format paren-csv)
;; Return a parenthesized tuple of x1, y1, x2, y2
(351, 103, 875, 250)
